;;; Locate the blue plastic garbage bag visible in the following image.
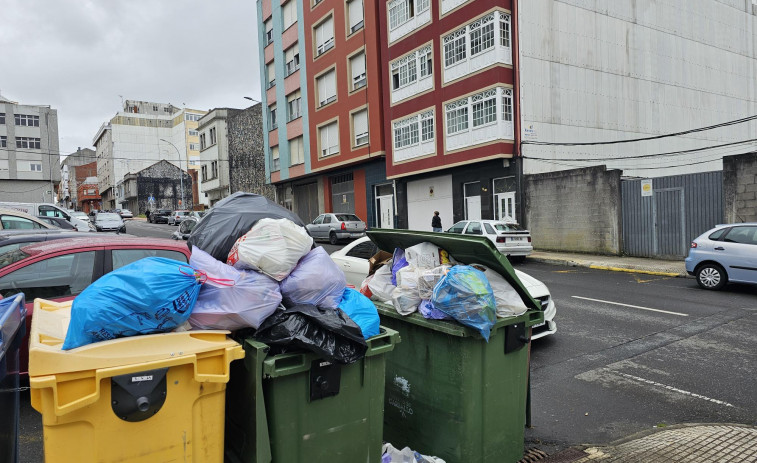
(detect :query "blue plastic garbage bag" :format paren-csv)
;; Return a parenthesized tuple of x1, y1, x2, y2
(431, 265, 497, 341)
(391, 248, 408, 286)
(62, 257, 202, 350)
(418, 299, 451, 320)
(337, 288, 380, 339)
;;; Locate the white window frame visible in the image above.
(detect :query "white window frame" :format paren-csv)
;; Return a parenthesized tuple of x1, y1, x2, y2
(315, 16, 335, 57)
(445, 98, 469, 135)
(317, 69, 337, 107)
(352, 109, 369, 147)
(289, 136, 305, 166)
(287, 90, 302, 121)
(320, 121, 340, 157)
(472, 89, 497, 128)
(469, 14, 495, 56)
(442, 11, 512, 82)
(445, 87, 514, 149)
(271, 145, 280, 171)
(388, 0, 429, 30)
(418, 45, 432, 78)
(265, 19, 273, 45)
(420, 111, 434, 142)
(502, 88, 513, 122)
(348, 0, 364, 34)
(443, 26, 466, 67)
(350, 52, 367, 91)
(391, 52, 417, 90)
(285, 43, 300, 76)
(266, 62, 276, 89)
(30, 163, 43, 172)
(269, 104, 278, 130)
(282, 1, 297, 30)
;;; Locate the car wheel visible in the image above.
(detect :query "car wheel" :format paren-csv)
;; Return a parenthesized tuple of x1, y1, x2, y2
(510, 256, 526, 263)
(329, 232, 338, 245)
(696, 263, 727, 290)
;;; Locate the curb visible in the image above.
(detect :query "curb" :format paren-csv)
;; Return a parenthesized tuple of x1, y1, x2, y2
(529, 257, 687, 278)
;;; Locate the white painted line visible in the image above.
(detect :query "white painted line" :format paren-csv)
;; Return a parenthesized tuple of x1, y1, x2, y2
(617, 372, 734, 407)
(571, 296, 689, 317)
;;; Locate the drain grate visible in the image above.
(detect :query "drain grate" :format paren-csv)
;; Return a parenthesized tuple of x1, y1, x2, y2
(518, 448, 550, 463)
(541, 448, 589, 463)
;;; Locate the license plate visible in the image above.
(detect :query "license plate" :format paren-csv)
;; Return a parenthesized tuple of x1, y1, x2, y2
(509, 237, 523, 241)
(350, 233, 361, 238)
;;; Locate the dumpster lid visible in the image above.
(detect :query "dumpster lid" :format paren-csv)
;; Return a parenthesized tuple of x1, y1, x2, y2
(0, 294, 26, 358)
(28, 298, 243, 377)
(367, 229, 540, 311)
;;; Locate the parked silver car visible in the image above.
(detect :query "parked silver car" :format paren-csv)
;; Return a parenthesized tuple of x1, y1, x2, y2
(168, 210, 191, 225)
(306, 213, 367, 245)
(685, 223, 757, 290)
(93, 212, 126, 233)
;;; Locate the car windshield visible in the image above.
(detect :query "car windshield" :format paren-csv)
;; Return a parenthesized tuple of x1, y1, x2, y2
(97, 213, 121, 220)
(493, 223, 523, 232)
(335, 214, 361, 222)
(0, 249, 30, 270)
(71, 212, 87, 218)
(122, 210, 131, 214)
(176, 211, 189, 216)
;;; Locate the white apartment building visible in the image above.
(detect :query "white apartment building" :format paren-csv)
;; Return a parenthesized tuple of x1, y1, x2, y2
(0, 91, 61, 202)
(519, 0, 757, 177)
(93, 100, 207, 209)
(197, 108, 236, 206)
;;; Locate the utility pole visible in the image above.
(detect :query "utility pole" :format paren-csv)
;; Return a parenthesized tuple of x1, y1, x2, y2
(45, 111, 54, 204)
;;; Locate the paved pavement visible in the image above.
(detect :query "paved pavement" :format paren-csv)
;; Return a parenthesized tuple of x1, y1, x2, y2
(539, 424, 757, 463)
(529, 250, 688, 277)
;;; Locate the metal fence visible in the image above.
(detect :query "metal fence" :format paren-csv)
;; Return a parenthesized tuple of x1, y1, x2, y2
(621, 172, 723, 258)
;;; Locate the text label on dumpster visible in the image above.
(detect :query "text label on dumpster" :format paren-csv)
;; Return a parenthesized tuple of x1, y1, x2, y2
(132, 375, 154, 382)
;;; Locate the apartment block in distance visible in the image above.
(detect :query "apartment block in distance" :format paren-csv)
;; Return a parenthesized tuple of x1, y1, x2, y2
(379, 0, 520, 230)
(0, 91, 61, 202)
(258, 0, 391, 226)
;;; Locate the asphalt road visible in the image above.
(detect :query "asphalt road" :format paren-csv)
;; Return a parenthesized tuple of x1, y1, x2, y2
(519, 261, 757, 455)
(15, 235, 756, 461)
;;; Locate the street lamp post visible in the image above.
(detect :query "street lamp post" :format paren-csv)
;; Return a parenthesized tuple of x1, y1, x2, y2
(159, 138, 185, 209)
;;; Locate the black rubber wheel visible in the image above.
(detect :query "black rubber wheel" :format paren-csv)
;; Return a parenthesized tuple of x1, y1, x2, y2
(329, 232, 338, 245)
(510, 255, 526, 263)
(696, 263, 727, 290)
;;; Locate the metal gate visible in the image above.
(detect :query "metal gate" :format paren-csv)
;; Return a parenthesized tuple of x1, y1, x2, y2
(622, 172, 723, 258)
(294, 182, 319, 223)
(331, 173, 354, 214)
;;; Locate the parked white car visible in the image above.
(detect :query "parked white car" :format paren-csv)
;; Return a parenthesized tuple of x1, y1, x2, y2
(446, 220, 533, 262)
(329, 237, 556, 339)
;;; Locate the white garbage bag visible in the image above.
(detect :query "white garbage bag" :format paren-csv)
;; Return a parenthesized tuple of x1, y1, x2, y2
(227, 218, 313, 281)
(417, 265, 452, 299)
(471, 264, 528, 317)
(404, 242, 456, 269)
(368, 264, 396, 303)
(381, 443, 446, 463)
(189, 247, 282, 330)
(279, 246, 346, 309)
(391, 267, 421, 315)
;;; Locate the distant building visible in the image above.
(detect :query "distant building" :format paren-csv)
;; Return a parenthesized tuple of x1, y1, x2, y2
(60, 147, 96, 209)
(92, 99, 206, 210)
(0, 91, 60, 202)
(228, 104, 275, 202)
(76, 175, 100, 213)
(120, 160, 193, 214)
(198, 108, 238, 206)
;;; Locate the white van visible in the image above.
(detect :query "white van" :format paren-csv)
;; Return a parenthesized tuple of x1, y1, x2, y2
(0, 202, 90, 232)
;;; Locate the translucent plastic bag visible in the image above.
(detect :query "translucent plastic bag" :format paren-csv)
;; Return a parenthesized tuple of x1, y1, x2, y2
(188, 247, 281, 330)
(359, 274, 374, 299)
(63, 258, 201, 350)
(470, 264, 528, 317)
(431, 265, 497, 341)
(227, 218, 313, 280)
(368, 264, 395, 303)
(280, 247, 346, 309)
(337, 288, 380, 339)
(405, 242, 456, 269)
(391, 267, 421, 315)
(417, 265, 451, 299)
(391, 248, 408, 286)
(418, 299, 451, 320)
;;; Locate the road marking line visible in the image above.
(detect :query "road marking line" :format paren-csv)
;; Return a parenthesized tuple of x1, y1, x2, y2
(617, 372, 734, 407)
(571, 296, 689, 317)
(588, 265, 681, 277)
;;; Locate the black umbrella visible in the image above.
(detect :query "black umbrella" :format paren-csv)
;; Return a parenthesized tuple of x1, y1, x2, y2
(188, 192, 306, 262)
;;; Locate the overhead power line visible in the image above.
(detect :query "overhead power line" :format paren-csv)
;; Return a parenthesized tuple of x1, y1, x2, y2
(521, 114, 757, 146)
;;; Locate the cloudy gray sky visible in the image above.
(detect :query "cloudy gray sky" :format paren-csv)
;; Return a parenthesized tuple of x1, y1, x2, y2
(0, 0, 260, 156)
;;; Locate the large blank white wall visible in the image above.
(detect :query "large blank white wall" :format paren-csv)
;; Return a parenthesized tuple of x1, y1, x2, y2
(519, 0, 757, 177)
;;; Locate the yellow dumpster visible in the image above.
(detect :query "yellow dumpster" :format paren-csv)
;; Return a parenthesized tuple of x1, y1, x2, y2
(28, 299, 244, 463)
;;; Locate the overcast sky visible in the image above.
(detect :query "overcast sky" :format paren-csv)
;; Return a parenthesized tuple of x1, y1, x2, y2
(0, 0, 261, 157)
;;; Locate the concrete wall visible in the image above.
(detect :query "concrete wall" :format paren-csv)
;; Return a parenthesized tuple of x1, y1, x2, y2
(525, 166, 622, 254)
(723, 152, 757, 223)
(228, 104, 275, 200)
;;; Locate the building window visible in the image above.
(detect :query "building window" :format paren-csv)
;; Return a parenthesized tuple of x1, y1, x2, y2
(391, 53, 417, 90)
(352, 109, 369, 147)
(348, 0, 364, 34)
(502, 88, 513, 122)
(470, 14, 495, 56)
(389, 0, 430, 30)
(185, 113, 202, 122)
(393, 116, 419, 149)
(289, 136, 304, 166)
(189, 129, 198, 136)
(350, 52, 367, 90)
(500, 13, 511, 48)
(271, 145, 280, 171)
(443, 27, 466, 67)
(282, 0, 297, 30)
(15, 137, 42, 149)
(418, 46, 432, 77)
(317, 69, 337, 107)
(472, 89, 497, 127)
(319, 121, 339, 157)
(211, 160, 218, 179)
(269, 104, 278, 130)
(265, 19, 273, 45)
(287, 90, 302, 121)
(30, 163, 43, 172)
(314, 16, 334, 57)
(14, 114, 40, 127)
(0, 113, 5, 124)
(421, 112, 434, 141)
(445, 98, 469, 134)
(189, 143, 200, 151)
(0, 136, 5, 148)
(285, 43, 300, 76)
(153, 105, 158, 111)
(209, 127, 217, 145)
(200, 133, 206, 150)
(267, 62, 276, 89)
(202, 165, 208, 181)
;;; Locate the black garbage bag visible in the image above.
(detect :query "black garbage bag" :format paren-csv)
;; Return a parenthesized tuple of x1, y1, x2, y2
(188, 192, 307, 262)
(253, 304, 368, 364)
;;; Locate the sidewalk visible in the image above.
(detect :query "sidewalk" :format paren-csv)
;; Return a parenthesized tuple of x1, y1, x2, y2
(529, 250, 688, 277)
(536, 424, 757, 463)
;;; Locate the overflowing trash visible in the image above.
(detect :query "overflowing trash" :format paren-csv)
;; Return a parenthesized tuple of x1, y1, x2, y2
(338, 288, 381, 339)
(280, 246, 346, 308)
(431, 265, 497, 340)
(382, 443, 446, 463)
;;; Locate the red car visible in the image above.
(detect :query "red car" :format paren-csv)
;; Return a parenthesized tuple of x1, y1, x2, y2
(0, 236, 192, 375)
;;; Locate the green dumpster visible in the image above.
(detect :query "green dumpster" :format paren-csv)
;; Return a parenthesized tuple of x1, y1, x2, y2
(368, 229, 544, 463)
(225, 327, 400, 463)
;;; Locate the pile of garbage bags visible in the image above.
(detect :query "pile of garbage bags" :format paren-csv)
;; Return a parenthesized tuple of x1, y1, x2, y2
(360, 241, 528, 341)
(62, 193, 379, 365)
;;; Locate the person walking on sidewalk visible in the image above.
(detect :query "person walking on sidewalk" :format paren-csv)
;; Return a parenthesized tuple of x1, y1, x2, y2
(431, 211, 442, 232)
